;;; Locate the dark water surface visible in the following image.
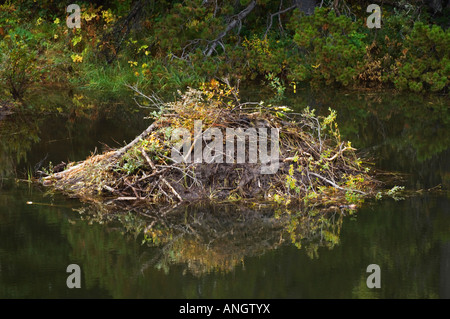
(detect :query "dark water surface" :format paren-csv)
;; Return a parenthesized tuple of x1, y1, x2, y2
(0, 88, 449, 298)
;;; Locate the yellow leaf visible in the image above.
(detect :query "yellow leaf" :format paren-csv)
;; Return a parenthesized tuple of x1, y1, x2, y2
(71, 54, 83, 63)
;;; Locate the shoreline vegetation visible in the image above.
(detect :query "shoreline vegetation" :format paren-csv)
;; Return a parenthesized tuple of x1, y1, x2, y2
(41, 84, 383, 210)
(0, 1, 448, 109)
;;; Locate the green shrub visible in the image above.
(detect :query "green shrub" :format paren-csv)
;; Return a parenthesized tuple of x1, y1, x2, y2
(389, 22, 449, 92)
(287, 7, 367, 87)
(0, 35, 41, 99)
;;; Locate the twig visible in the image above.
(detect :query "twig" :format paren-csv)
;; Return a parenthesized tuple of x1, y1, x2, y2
(325, 144, 356, 161)
(308, 171, 367, 195)
(126, 84, 165, 110)
(115, 196, 145, 201)
(103, 185, 116, 193)
(161, 178, 183, 202)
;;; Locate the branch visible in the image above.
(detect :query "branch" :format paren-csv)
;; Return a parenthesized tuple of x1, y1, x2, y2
(99, 0, 146, 63)
(205, 0, 257, 56)
(111, 122, 158, 161)
(126, 84, 165, 110)
(308, 172, 367, 195)
(42, 120, 159, 183)
(264, 4, 297, 39)
(333, 0, 340, 16)
(367, 0, 419, 11)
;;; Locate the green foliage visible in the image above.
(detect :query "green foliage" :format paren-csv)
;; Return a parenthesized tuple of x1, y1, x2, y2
(389, 22, 449, 92)
(0, 35, 41, 99)
(0, 0, 448, 104)
(345, 190, 363, 205)
(386, 185, 405, 201)
(241, 34, 291, 81)
(152, 0, 220, 55)
(265, 72, 286, 102)
(288, 7, 366, 87)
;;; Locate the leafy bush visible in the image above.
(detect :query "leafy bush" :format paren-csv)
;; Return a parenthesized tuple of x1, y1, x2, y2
(0, 35, 41, 99)
(389, 22, 449, 92)
(1, 0, 448, 100)
(288, 7, 367, 87)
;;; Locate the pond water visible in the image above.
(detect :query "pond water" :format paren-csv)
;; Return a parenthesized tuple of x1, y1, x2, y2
(0, 87, 449, 298)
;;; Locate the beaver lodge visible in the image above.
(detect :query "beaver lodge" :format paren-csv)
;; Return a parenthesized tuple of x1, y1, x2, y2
(41, 83, 381, 209)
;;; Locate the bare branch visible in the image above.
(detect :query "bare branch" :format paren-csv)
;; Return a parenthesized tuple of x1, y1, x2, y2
(309, 172, 367, 195)
(126, 84, 165, 110)
(264, 4, 297, 39)
(205, 0, 257, 56)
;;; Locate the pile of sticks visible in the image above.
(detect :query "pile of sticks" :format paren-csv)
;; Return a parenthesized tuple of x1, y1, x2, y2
(41, 87, 379, 207)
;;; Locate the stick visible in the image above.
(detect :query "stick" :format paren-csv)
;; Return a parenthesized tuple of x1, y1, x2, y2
(111, 122, 158, 160)
(42, 122, 158, 184)
(161, 178, 183, 202)
(141, 148, 157, 171)
(115, 196, 145, 201)
(325, 145, 356, 161)
(308, 172, 367, 195)
(142, 148, 183, 202)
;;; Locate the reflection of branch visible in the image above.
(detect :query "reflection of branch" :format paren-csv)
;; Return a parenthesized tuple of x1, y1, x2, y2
(78, 200, 347, 277)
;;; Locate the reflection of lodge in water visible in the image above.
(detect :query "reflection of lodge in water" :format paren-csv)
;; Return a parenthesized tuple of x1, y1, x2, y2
(76, 201, 348, 276)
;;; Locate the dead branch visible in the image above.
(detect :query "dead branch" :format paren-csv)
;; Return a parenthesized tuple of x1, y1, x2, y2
(264, 4, 297, 39)
(205, 0, 257, 56)
(126, 84, 166, 110)
(308, 171, 367, 195)
(110, 122, 158, 161)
